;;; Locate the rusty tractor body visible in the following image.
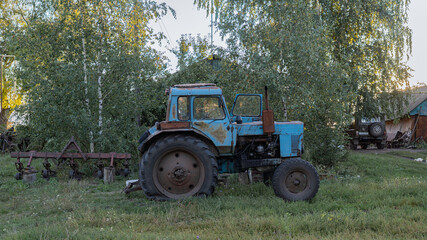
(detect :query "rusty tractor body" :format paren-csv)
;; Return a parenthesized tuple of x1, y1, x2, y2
(137, 83, 319, 201)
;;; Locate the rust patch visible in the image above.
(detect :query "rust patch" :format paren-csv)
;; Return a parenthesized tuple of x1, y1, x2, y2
(262, 109, 275, 134)
(172, 104, 177, 119)
(210, 125, 227, 144)
(194, 122, 227, 144)
(194, 121, 210, 130)
(159, 121, 190, 130)
(166, 99, 171, 121)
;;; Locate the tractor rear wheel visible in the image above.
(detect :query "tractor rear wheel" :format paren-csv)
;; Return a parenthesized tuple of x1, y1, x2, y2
(139, 135, 218, 200)
(272, 158, 319, 201)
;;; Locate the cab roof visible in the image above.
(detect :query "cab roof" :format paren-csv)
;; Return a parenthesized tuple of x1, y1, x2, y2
(169, 83, 222, 96)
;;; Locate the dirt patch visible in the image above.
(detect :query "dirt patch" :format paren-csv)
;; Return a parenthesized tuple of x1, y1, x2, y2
(355, 147, 427, 164)
(355, 147, 427, 154)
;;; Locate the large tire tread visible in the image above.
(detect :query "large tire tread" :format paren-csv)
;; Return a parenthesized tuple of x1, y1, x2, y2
(139, 135, 217, 201)
(272, 158, 319, 201)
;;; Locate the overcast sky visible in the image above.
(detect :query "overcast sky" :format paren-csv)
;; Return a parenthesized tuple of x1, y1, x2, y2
(152, 0, 426, 87)
(407, 0, 427, 86)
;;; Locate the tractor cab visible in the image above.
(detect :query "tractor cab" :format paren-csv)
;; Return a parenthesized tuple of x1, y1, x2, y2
(140, 83, 303, 158)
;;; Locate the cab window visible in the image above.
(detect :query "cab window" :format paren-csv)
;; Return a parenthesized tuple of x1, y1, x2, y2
(232, 95, 261, 116)
(193, 96, 225, 120)
(178, 97, 190, 120)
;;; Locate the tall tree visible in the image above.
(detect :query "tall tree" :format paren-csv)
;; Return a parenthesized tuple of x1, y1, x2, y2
(318, 0, 412, 118)
(194, 0, 412, 166)
(3, 0, 171, 153)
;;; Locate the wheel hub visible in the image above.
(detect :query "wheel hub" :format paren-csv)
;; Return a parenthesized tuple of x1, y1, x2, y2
(285, 171, 307, 193)
(169, 166, 190, 184)
(153, 150, 204, 198)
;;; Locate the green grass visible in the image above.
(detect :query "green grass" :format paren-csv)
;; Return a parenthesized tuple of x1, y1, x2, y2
(0, 151, 426, 239)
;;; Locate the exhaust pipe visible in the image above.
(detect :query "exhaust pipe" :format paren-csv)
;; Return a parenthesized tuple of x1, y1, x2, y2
(262, 86, 275, 134)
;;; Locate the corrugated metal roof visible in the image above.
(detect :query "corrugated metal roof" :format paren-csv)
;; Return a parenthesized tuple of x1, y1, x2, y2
(386, 86, 427, 120)
(407, 86, 427, 114)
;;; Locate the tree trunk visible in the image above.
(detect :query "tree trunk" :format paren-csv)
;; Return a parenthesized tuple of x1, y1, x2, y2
(281, 97, 288, 121)
(96, 5, 104, 139)
(82, 35, 95, 153)
(97, 51, 103, 136)
(0, 56, 6, 130)
(0, 108, 9, 130)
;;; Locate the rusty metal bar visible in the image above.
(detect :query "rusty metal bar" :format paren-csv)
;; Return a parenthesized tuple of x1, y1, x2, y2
(27, 152, 34, 167)
(109, 153, 115, 167)
(10, 151, 131, 159)
(10, 136, 132, 181)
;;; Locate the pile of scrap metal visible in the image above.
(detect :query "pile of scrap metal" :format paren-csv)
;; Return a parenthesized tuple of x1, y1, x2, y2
(389, 130, 413, 148)
(386, 87, 427, 148)
(387, 113, 424, 148)
(0, 127, 29, 153)
(0, 130, 17, 152)
(389, 130, 424, 149)
(10, 136, 132, 184)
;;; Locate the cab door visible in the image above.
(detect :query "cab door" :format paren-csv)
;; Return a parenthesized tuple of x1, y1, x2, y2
(231, 94, 263, 123)
(191, 96, 234, 155)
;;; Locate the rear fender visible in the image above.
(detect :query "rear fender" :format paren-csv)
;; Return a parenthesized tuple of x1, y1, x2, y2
(139, 129, 220, 156)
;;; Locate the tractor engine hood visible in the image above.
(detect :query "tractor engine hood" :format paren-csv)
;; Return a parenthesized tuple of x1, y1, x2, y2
(235, 121, 304, 136)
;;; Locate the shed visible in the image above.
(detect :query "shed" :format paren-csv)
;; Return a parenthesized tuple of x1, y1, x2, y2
(385, 86, 427, 143)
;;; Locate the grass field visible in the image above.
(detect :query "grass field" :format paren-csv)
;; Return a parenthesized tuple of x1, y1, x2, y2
(0, 151, 426, 240)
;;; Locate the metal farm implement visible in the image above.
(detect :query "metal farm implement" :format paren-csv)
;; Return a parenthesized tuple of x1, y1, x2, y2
(11, 137, 131, 183)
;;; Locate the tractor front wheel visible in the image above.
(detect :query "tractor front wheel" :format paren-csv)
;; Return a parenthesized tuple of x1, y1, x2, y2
(272, 158, 319, 201)
(139, 135, 217, 200)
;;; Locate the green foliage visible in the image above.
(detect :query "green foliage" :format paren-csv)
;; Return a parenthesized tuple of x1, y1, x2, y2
(0, 0, 413, 170)
(193, 0, 412, 167)
(2, 0, 171, 154)
(1, 151, 426, 239)
(172, 34, 211, 70)
(319, 0, 412, 119)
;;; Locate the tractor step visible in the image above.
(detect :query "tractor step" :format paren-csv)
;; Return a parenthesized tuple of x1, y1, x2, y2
(123, 179, 141, 194)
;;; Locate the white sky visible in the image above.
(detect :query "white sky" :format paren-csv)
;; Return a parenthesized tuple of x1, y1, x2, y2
(151, 0, 225, 71)
(152, 0, 426, 86)
(408, 0, 427, 86)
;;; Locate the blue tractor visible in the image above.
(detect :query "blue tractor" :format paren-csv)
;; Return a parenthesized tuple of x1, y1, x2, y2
(138, 83, 319, 201)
